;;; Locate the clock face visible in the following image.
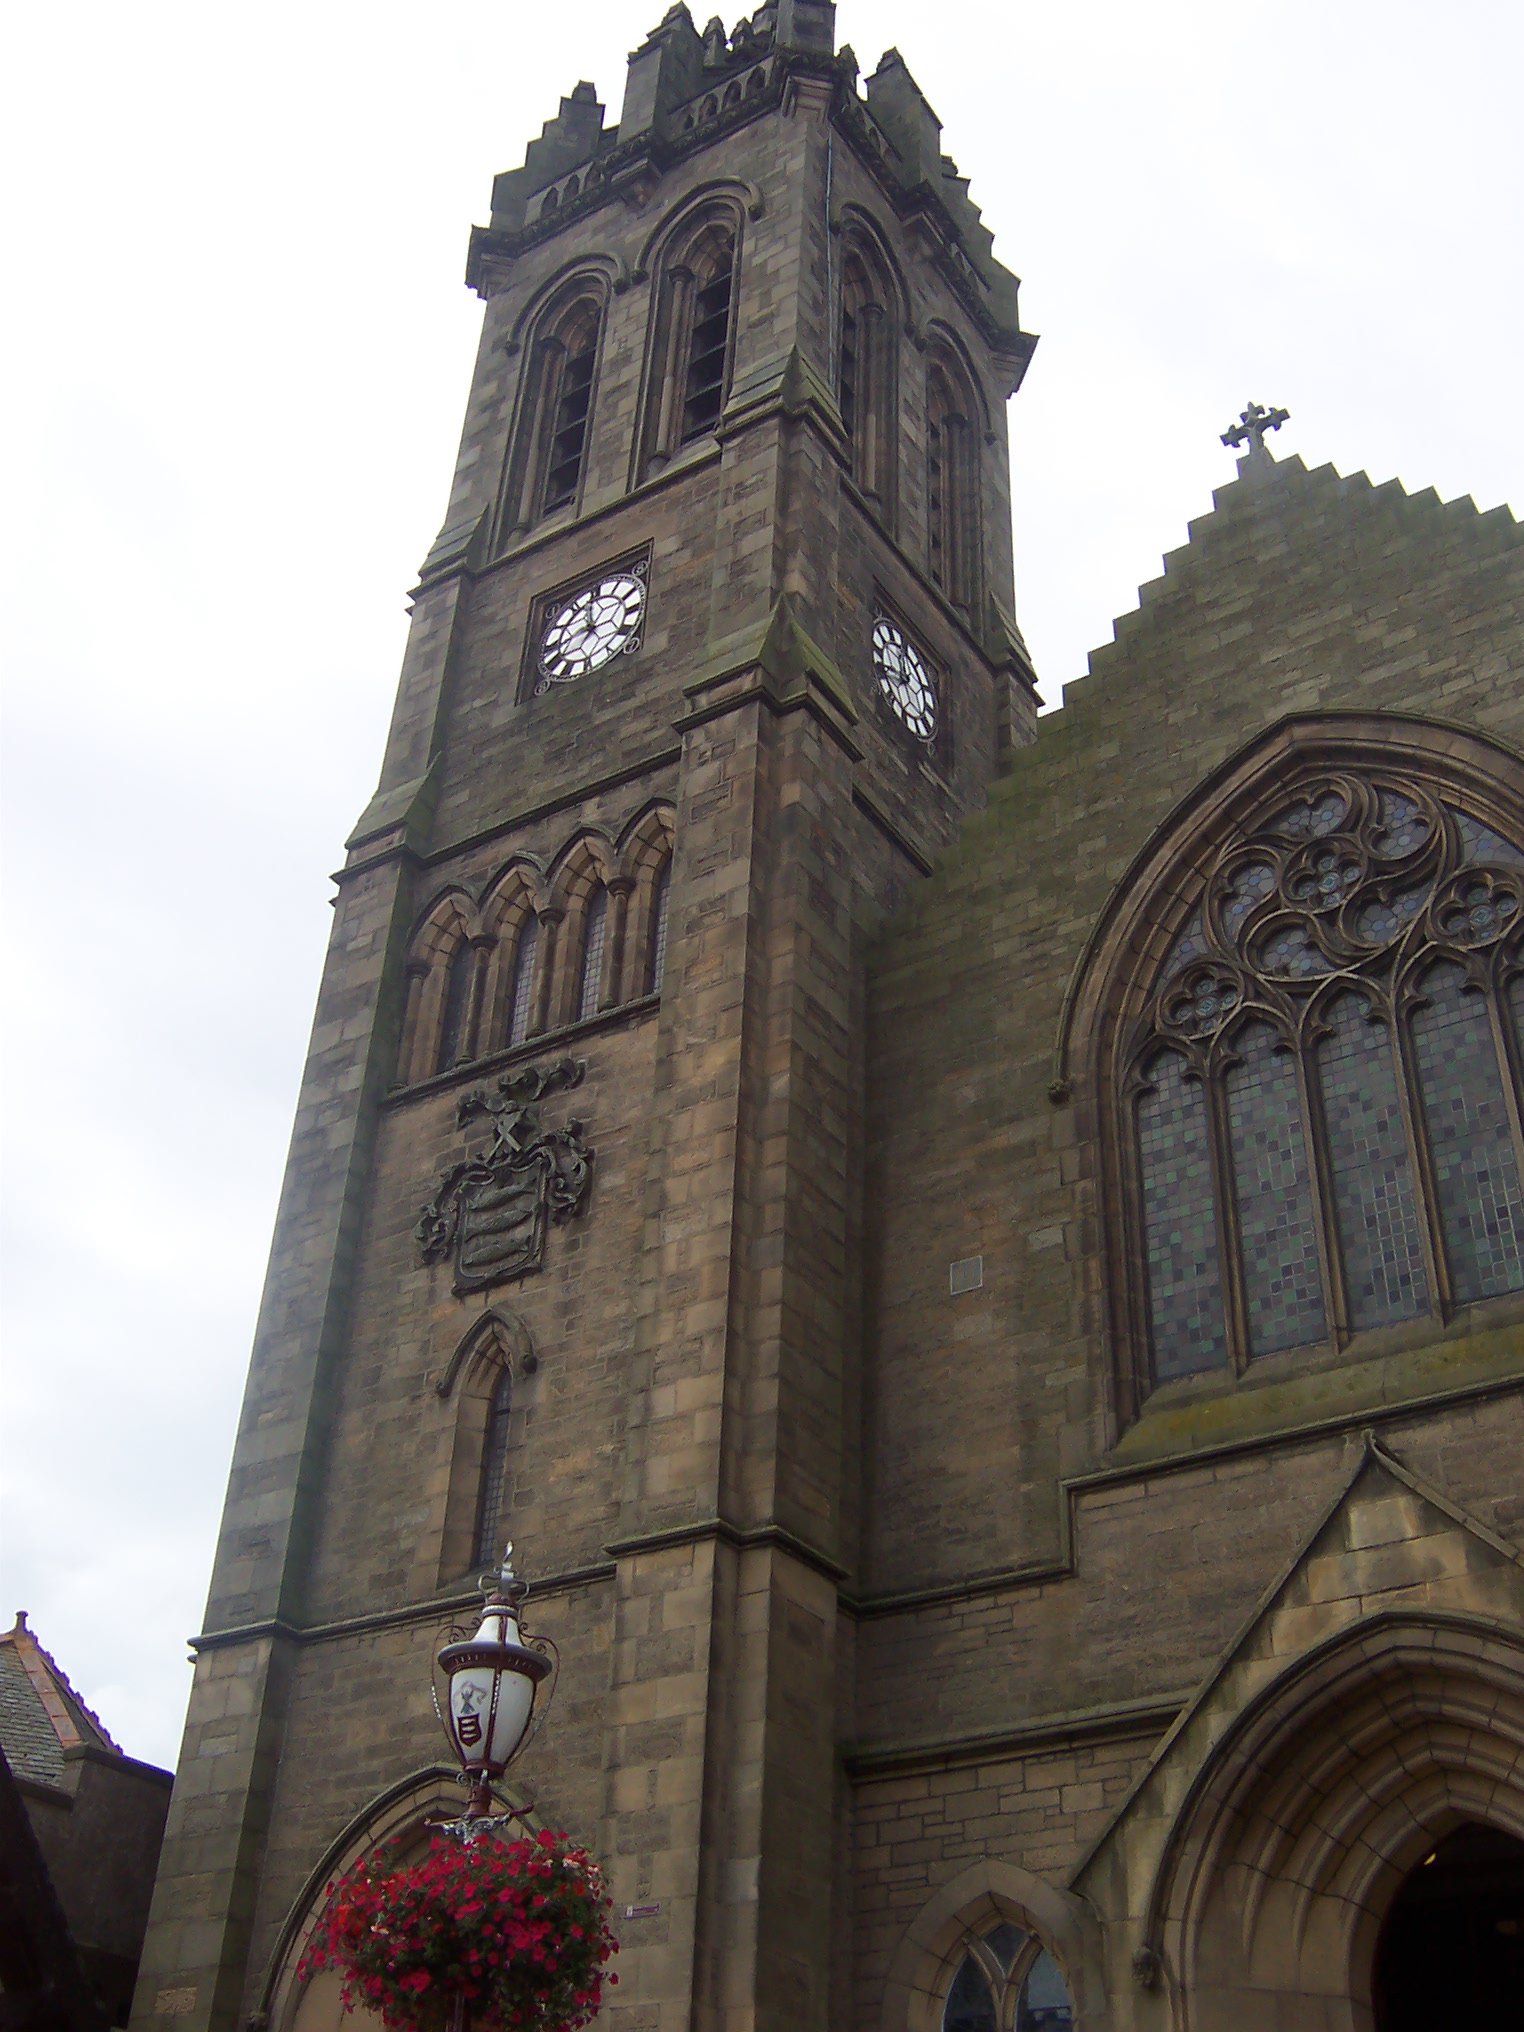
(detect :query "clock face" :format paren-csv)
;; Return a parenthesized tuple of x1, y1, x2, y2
(872, 617, 938, 740)
(536, 570, 646, 691)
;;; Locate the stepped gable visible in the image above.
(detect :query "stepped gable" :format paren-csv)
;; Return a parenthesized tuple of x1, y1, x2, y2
(1082, 448, 1522, 699)
(0, 1611, 120, 1789)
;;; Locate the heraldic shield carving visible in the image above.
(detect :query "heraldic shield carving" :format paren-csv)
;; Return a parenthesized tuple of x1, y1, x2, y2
(415, 1058, 593, 1293)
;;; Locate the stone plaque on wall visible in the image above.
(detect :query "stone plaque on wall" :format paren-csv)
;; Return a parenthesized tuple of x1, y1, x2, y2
(415, 1058, 592, 1293)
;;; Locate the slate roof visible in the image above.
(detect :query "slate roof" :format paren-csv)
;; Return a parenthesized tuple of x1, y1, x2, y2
(0, 1612, 120, 1787)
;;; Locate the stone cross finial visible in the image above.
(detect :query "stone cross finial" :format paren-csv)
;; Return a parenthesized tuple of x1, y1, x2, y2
(1221, 401, 1290, 454)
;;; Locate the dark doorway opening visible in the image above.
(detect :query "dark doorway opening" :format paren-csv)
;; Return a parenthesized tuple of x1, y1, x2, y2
(1373, 1822, 1524, 2030)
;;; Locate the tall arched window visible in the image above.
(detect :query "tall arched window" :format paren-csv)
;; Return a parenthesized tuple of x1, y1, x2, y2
(839, 246, 895, 512)
(926, 356, 979, 616)
(647, 863, 671, 995)
(639, 210, 740, 477)
(577, 886, 608, 1022)
(1127, 772, 1524, 1387)
(540, 309, 599, 514)
(472, 1367, 513, 1570)
(506, 916, 539, 1047)
(436, 940, 475, 1074)
(942, 1923, 1074, 2030)
(681, 231, 735, 441)
(499, 290, 604, 543)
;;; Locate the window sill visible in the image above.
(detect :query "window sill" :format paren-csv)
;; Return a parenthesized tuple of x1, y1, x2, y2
(1112, 1295, 1524, 1469)
(387, 994, 661, 1107)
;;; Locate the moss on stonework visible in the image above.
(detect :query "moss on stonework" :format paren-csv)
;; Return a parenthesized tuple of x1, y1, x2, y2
(1111, 1321, 1524, 1467)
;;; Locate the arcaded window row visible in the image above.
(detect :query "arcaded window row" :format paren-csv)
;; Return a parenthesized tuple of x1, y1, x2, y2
(397, 810, 673, 1087)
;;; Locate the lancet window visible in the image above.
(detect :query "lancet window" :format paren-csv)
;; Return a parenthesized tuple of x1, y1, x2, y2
(499, 290, 605, 543)
(1126, 772, 1524, 1387)
(576, 886, 609, 1022)
(639, 209, 740, 476)
(942, 1923, 1074, 2030)
(505, 917, 540, 1048)
(648, 863, 671, 994)
(471, 1367, 514, 1570)
(926, 355, 979, 615)
(839, 246, 895, 512)
(436, 939, 476, 1075)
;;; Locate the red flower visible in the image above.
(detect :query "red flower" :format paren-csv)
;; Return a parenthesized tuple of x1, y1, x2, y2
(297, 1830, 617, 2032)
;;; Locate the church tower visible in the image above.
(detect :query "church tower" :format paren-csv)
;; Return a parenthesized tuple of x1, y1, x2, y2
(131, 10, 1037, 2032)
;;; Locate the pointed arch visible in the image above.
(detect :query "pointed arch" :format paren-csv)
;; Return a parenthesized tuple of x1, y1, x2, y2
(1061, 713, 1524, 1416)
(1138, 1612, 1524, 2029)
(398, 890, 483, 1085)
(546, 833, 620, 1027)
(616, 803, 677, 1002)
(434, 1308, 537, 1583)
(923, 340, 984, 617)
(879, 1857, 1101, 2032)
(433, 1306, 537, 1400)
(478, 862, 548, 1053)
(494, 269, 611, 546)
(634, 192, 745, 480)
(261, 1765, 542, 2032)
(838, 226, 900, 519)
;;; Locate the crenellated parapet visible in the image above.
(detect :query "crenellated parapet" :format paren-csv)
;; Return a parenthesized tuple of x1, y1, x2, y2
(466, 4, 1033, 375)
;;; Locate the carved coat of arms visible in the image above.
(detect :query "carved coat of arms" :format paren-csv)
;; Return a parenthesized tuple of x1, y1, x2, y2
(415, 1059, 592, 1294)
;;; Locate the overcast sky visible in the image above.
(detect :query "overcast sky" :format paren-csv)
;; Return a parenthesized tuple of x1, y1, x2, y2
(3, 0, 1520, 1773)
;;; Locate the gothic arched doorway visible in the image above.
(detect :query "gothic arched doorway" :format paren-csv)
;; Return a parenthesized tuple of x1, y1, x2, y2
(1372, 1822, 1524, 2030)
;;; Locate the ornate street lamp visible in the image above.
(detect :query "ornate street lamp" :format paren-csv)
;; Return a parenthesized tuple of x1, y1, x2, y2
(435, 1540, 554, 1822)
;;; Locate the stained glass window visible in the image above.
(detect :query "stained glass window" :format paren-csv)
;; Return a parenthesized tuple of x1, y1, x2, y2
(1226, 1025, 1327, 1354)
(1272, 789, 1346, 838)
(1138, 1052, 1227, 1379)
(507, 918, 538, 1047)
(1163, 910, 1207, 976)
(1456, 809, 1524, 868)
(472, 1367, 514, 1569)
(1220, 861, 1277, 937)
(1317, 994, 1429, 1331)
(1125, 768, 1523, 1390)
(577, 888, 608, 1023)
(1411, 963, 1524, 1302)
(1374, 790, 1431, 857)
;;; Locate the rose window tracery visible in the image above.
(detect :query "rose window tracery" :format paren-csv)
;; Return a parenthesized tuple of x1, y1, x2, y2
(1128, 770, 1524, 1386)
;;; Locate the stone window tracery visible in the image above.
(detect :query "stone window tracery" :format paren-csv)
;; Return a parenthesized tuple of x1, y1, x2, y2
(1127, 770, 1524, 1385)
(941, 1923, 1074, 2030)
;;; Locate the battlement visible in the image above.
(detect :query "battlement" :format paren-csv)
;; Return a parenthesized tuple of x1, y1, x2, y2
(473, 4, 1025, 353)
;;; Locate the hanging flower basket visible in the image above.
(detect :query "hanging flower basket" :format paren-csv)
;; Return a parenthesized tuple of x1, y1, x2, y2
(298, 1827, 618, 2032)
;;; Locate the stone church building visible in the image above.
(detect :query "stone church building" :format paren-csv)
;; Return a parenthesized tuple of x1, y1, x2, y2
(129, 5, 1524, 2030)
